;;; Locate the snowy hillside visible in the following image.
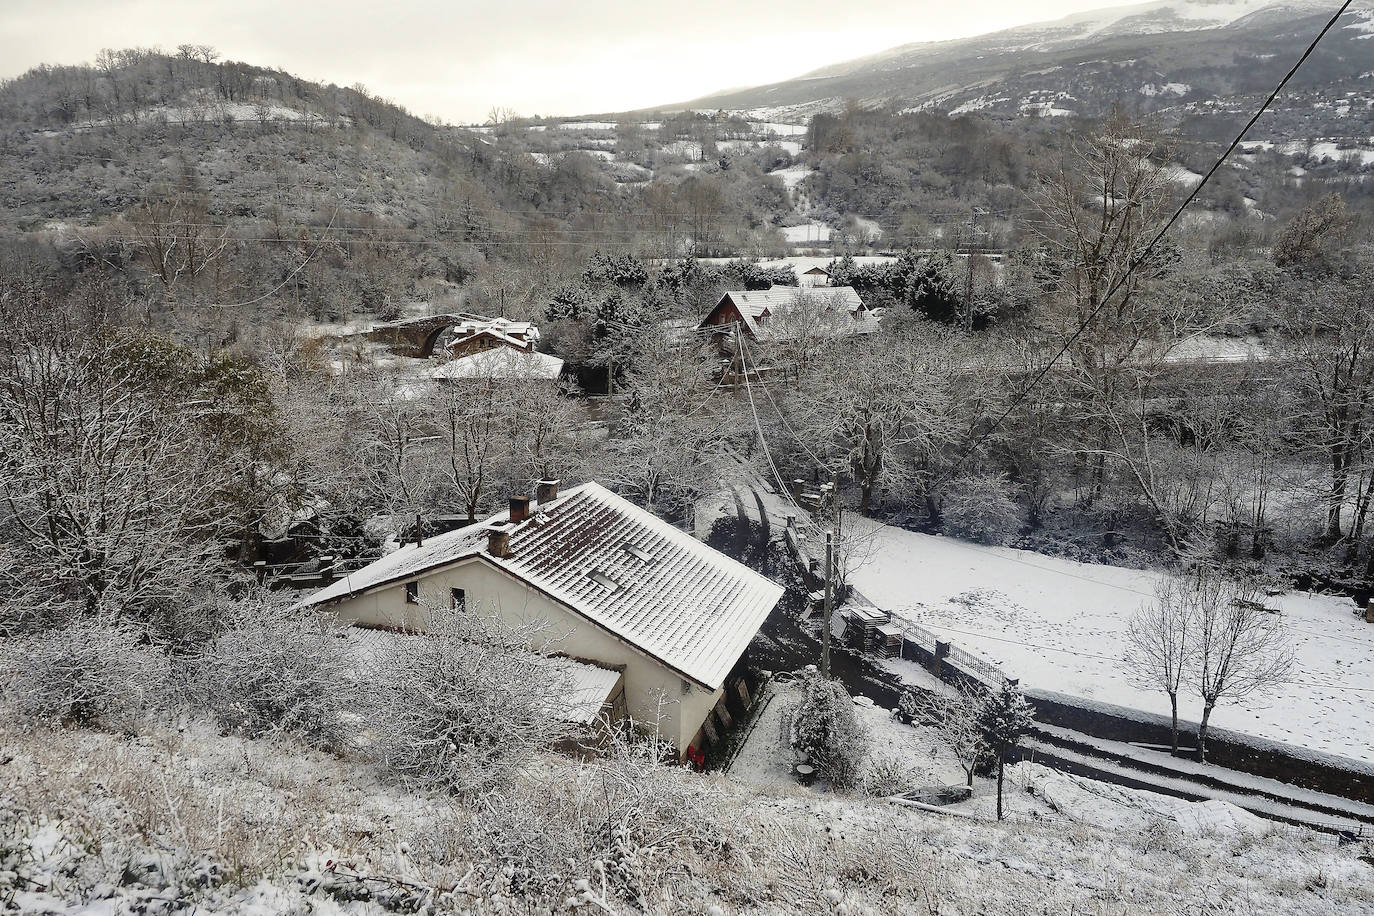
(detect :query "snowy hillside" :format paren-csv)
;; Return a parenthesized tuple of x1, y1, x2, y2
(672, 1, 1374, 133)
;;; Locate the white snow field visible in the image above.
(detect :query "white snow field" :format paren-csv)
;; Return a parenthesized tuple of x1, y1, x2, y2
(846, 518, 1374, 764)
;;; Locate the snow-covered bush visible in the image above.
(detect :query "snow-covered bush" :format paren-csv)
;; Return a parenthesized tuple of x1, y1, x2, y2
(859, 753, 923, 798)
(941, 473, 1027, 545)
(193, 597, 355, 750)
(363, 612, 571, 795)
(0, 618, 169, 728)
(786, 667, 867, 792)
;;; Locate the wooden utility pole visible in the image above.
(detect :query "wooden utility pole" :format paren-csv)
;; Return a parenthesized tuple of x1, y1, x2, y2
(820, 470, 840, 678)
(822, 531, 833, 677)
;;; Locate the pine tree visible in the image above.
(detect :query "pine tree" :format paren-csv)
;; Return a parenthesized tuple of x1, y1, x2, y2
(976, 681, 1033, 820)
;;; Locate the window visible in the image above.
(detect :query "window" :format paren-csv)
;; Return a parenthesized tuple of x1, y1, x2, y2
(404, 581, 419, 605)
(450, 587, 466, 611)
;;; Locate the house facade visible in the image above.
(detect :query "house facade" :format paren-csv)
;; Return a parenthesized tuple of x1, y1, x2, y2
(298, 481, 782, 757)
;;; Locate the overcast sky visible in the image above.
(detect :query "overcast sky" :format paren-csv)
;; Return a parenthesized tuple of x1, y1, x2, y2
(2, 0, 1142, 123)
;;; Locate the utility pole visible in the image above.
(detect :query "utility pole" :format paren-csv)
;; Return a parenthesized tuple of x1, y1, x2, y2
(820, 469, 840, 678)
(822, 531, 833, 678)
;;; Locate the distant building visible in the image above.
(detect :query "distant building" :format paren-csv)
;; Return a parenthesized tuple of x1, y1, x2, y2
(698, 286, 877, 342)
(444, 316, 541, 358)
(800, 265, 831, 287)
(363, 313, 542, 360)
(297, 480, 782, 758)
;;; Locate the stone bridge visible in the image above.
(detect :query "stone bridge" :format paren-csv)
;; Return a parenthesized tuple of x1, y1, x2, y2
(363, 314, 467, 358)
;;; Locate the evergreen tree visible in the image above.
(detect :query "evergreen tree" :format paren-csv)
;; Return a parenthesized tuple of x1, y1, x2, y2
(976, 681, 1033, 820)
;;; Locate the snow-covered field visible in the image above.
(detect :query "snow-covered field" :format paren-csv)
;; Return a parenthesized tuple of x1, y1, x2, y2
(768, 164, 817, 190)
(782, 221, 832, 243)
(846, 518, 1374, 764)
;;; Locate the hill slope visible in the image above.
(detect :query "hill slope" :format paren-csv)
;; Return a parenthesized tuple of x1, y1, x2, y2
(676, 2, 1374, 137)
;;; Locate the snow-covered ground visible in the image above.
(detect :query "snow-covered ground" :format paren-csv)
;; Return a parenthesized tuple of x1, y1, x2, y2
(12, 716, 1370, 914)
(846, 518, 1374, 764)
(768, 164, 817, 190)
(782, 221, 832, 244)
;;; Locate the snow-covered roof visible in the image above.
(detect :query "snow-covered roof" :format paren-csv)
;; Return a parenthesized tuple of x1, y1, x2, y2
(432, 348, 565, 381)
(450, 329, 534, 350)
(345, 628, 620, 726)
(705, 286, 876, 340)
(534, 656, 623, 725)
(449, 315, 539, 341)
(299, 482, 784, 689)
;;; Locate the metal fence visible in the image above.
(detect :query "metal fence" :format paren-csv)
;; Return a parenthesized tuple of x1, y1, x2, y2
(944, 641, 1009, 689)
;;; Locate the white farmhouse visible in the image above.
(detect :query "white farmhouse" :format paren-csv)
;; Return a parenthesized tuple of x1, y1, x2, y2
(297, 480, 783, 758)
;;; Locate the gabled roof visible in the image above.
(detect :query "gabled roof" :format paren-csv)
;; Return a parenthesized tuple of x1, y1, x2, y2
(433, 348, 565, 380)
(702, 286, 875, 339)
(449, 315, 538, 340)
(449, 328, 534, 350)
(298, 482, 783, 690)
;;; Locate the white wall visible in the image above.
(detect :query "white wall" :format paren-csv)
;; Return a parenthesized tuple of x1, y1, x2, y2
(329, 556, 722, 754)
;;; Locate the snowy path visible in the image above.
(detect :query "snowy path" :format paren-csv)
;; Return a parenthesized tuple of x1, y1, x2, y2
(845, 518, 1374, 764)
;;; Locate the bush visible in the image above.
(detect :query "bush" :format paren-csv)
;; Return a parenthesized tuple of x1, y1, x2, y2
(363, 612, 571, 795)
(941, 473, 1027, 545)
(193, 597, 354, 749)
(786, 667, 867, 792)
(0, 618, 169, 728)
(859, 754, 923, 798)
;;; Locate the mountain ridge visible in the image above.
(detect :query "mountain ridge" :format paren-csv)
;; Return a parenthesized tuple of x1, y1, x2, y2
(666, 1, 1374, 133)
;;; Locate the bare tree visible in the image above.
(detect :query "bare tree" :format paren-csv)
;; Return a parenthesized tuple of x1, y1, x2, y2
(122, 180, 230, 302)
(1271, 244, 1374, 544)
(1030, 117, 1218, 552)
(0, 298, 275, 631)
(1124, 577, 1195, 756)
(601, 331, 724, 519)
(1187, 570, 1293, 762)
(789, 323, 963, 515)
(900, 685, 986, 787)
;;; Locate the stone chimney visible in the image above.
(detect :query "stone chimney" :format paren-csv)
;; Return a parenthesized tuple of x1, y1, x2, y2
(536, 479, 560, 507)
(486, 523, 513, 559)
(509, 496, 532, 524)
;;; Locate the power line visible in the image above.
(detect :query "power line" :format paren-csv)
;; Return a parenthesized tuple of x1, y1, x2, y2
(929, 0, 1356, 492)
(740, 334, 831, 474)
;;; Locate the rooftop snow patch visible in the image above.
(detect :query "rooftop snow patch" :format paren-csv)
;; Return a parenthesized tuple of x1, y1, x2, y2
(432, 348, 564, 381)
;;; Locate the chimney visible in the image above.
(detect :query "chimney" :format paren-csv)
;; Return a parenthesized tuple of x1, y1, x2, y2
(536, 479, 560, 507)
(509, 496, 532, 524)
(486, 523, 513, 558)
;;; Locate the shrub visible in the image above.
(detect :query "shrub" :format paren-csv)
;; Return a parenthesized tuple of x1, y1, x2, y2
(363, 612, 571, 794)
(0, 618, 169, 728)
(860, 754, 923, 798)
(942, 473, 1027, 545)
(193, 597, 355, 750)
(786, 667, 867, 792)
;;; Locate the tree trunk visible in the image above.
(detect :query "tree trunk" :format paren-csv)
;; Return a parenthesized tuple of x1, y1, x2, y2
(1196, 703, 1215, 763)
(1168, 692, 1179, 757)
(995, 751, 1005, 821)
(1326, 453, 1349, 543)
(965, 766, 974, 788)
